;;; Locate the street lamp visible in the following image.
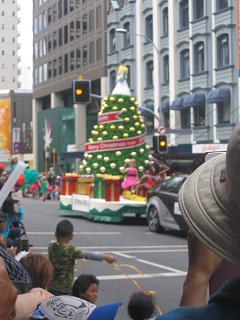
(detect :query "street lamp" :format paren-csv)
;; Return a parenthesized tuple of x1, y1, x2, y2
(115, 28, 161, 63)
(115, 28, 161, 129)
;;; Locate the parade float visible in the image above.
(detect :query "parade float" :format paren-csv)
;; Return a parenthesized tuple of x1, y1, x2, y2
(59, 65, 153, 223)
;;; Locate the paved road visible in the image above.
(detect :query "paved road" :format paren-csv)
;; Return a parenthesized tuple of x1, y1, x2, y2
(22, 198, 188, 319)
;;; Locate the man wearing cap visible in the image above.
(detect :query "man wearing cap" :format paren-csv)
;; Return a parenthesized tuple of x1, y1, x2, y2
(155, 121, 240, 319)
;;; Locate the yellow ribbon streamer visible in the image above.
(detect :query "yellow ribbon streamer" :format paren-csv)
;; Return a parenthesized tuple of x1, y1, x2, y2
(111, 263, 163, 315)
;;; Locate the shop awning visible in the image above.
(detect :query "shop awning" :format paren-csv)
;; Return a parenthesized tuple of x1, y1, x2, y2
(171, 97, 185, 110)
(184, 92, 206, 108)
(207, 88, 231, 104)
(161, 99, 170, 113)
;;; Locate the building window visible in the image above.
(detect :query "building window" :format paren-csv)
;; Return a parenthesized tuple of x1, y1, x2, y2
(38, 66, 42, 83)
(63, 0, 68, 15)
(70, 0, 74, 11)
(145, 15, 153, 41)
(163, 55, 169, 84)
(194, 42, 205, 73)
(76, 18, 81, 38)
(217, 102, 230, 124)
(96, 38, 102, 60)
(47, 7, 52, 25)
(122, 22, 130, 49)
(34, 17, 38, 34)
(43, 63, 47, 81)
(43, 38, 47, 55)
(1, 37, 4, 42)
(48, 34, 52, 51)
(193, 0, 204, 20)
(180, 49, 190, 80)
(163, 111, 170, 129)
(58, 0, 62, 19)
(58, 28, 63, 46)
(53, 31, 57, 49)
(76, 0, 80, 8)
(181, 109, 190, 128)
(179, 0, 189, 29)
(76, 48, 81, 68)
(48, 61, 52, 78)
(83, 14, 88, 35)
(43, 11, 47, 29)
(52, 4, 57, 23)
(70, 51, 75, 71)
(146, 60, 153, 88)
(89, 42, 94, 64)
(162, 7, 168, 36)
(64, 25, 68, 44)
(39, 40, 43, 57)
(2, 11, 4, 16)
(1, 50, 4, 56)
(83, 45, 87, 65)
(70, 21, 74, 41)
(58, 56, 63, 75)
(64, 54, 68, 73)
(217, 0, 228, 11)
(109, 29, 116, 53)
(89, 9, 94, 32)
(194, 106, 205, 127)
(217, 34, 229, 67)
(96, 6, 102, 28)
(110, 70, 116, 92)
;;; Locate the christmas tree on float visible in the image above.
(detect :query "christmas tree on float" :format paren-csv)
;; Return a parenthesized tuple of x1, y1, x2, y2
(80, 65, 151, 176)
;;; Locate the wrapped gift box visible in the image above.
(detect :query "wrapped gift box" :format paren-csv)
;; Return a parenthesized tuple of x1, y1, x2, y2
(105, 178, 122, 202)
(93, 176, 105, 199)
(61, 176, 78, 195)
(77, 176, 94, 197)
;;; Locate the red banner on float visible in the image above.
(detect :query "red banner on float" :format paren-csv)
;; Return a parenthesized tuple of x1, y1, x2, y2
(84, 134, 146, 153)
(98, 112, 123, 124)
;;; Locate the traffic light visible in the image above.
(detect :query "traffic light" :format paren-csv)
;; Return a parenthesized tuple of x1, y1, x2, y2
(159, 135, 168, 153)
(153, 135, 168, 154)
(73, 80, 91, 104)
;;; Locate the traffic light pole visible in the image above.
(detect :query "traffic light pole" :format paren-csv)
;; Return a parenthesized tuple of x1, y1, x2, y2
(74, 103, 86, 169)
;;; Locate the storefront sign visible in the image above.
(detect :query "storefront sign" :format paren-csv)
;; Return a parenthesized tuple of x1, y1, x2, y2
(98, 112, 122, 124)
(84, 134, 145, 153)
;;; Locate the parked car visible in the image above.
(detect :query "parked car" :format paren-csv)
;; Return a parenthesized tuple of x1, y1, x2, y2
(146, 175, 189, 233)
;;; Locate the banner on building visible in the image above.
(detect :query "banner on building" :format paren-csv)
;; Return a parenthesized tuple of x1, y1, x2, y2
(0, 98, 11, 159)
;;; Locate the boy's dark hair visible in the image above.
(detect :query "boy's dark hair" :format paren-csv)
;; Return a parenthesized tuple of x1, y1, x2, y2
(55, 219, 73, 238)
(128, 291, 155, 320)
(72, 274, 99, 297)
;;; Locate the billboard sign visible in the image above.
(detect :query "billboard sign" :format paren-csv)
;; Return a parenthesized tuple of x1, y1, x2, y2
(0, 97, 11, 159)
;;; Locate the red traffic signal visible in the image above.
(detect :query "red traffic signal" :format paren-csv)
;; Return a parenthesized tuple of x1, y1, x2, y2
(73, 80, 91, 104)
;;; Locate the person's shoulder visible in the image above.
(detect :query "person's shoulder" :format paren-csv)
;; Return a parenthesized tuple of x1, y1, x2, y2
(155, 306, 202, 320)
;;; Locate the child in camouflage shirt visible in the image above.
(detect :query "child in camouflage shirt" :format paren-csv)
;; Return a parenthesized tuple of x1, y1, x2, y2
(48, 219, 116, 295)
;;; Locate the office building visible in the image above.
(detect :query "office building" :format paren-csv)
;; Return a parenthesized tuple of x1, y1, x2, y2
(0, 0, 20, 90)
(108, 0, 239, 166)
(32, 0, 108, 171)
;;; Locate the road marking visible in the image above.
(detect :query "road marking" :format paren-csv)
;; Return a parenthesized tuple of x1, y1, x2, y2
(112, 252, 136, 259)
(27, 232, 122, 235)
(96, 272, 187, 280)
(137, 259, 185, 274)
(30, 245, 187, 249)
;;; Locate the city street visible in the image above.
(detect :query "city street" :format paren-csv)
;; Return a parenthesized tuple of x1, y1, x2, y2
(23, 198, 188, 319)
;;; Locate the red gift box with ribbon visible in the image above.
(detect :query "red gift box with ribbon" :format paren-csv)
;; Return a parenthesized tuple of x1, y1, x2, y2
(105, 178, 122, 202)
(61, 176, 78, 195)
